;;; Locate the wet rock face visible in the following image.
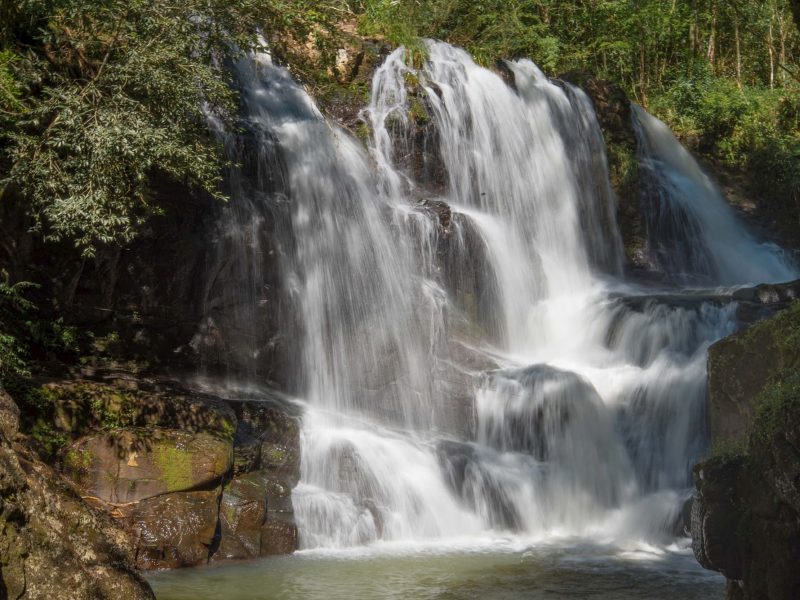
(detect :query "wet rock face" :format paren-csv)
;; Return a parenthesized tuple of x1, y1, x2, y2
(693, 443, 800, 600)
(213, 400, 301, 562)
(694, 303, 800, 599)
(0, 178, 290, 384)
(559, 72, 645, 271)
(130, 488, 223, 569)
(558, 72, 634, 147)
(0, 386, 155, 599)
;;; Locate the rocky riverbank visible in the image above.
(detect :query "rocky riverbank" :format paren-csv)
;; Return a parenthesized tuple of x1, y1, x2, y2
(0, 373, 302, 596)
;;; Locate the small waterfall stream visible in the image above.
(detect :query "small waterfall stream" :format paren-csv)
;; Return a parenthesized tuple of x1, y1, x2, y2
(218, 41, 797, 554)
(633, 105, 796, 285)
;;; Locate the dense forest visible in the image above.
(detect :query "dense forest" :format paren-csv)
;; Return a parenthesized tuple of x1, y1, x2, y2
(0, 0, 798, 379)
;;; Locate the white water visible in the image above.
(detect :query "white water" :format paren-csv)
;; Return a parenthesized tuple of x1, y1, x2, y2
(222, 41, 794, 557)
(633, 105, 797, 285)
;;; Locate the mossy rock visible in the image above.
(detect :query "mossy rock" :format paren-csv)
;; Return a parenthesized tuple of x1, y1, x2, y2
(0, 387, 154, 598)
(707, 302, 800, 448)
(693, 305, 800, 599)
(10, 379, 236, 461)
(62, 428, 233, 503)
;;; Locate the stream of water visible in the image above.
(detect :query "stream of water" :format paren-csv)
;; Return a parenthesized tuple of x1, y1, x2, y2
(151, 40, 796, 598)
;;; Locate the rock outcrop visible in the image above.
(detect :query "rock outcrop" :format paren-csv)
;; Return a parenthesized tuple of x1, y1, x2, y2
(0, 385, 155, 599)
(692, 302, 800, 599)
(8, 378, 301, 571)
(707, 301, 800, 447)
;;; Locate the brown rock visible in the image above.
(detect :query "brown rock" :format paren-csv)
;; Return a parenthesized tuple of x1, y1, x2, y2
(216, 473, 268, 560)
(129, 488, 222, 570)
(213, 468, 300, 561)
(260, 516, 299, 556)
(63, 429, 233, 503)
(0, 393, 153, 598)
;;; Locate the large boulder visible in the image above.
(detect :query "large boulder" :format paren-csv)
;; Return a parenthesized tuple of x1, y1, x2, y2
(212, 399, 301, 561)
(0, 385, 154, 599)
(127, 488, 223, 570)
(26, 380, 302, 569)
(63, 429, 233, 503)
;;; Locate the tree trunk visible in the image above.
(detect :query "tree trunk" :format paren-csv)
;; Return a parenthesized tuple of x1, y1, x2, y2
(769, 14, 776, 88)
(734, 14, 742, 88)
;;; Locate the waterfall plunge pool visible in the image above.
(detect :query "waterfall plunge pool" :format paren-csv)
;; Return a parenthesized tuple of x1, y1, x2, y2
(148, 540, 724, 600)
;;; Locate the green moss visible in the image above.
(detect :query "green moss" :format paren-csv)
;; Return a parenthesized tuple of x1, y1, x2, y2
(219, 417, 236, 443)
(711, 437, 748, 460)
(262, 444, 289, 466)
(30, 419, 69, 458)
(408, 96, 429, 124)
(64, 448, 93, 471)
(354, 122, 372, 145)
(752, 369, 800, 447)
(221, 502, 238, 524)
(152, 442, 195, 493)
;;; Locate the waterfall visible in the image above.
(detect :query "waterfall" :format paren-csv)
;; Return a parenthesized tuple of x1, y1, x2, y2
(218, 40, 794, 552)
(633, 105, 797, 286)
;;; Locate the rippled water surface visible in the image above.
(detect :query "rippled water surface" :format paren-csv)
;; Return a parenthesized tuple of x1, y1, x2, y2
(148, 541, 724, 600)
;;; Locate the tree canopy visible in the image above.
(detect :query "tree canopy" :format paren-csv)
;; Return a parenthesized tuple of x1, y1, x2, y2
(0, 0, 798, 255)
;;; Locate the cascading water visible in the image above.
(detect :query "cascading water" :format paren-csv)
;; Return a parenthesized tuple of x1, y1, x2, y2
(633, 105, 797, 285)
(218, 40, 795, 557)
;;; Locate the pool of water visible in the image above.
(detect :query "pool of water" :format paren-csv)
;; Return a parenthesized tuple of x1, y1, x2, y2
(148, 539, 724, 600)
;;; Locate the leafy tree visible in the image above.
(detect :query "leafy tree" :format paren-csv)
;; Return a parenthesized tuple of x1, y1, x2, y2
(0, 0, 352, 256)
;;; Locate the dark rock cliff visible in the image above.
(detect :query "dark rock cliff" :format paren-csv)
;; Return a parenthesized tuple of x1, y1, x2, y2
(693, 301, 800, 600)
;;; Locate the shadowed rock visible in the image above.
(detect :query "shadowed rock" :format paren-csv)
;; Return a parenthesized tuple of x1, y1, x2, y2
(0, 385, 155, 598)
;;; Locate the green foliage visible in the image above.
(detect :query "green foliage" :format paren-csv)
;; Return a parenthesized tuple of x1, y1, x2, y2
(651, 75, 800, 212)
(0, 50, 22, 115)
(754, 369, 800, 438)
(359, 0, 560, 69)
(0, 0, 359, 255)
(358, 0, 799, 212)
(0, 0, 267, 255)
(0, 279, 36, 379)
(0, 0, 796, 257)
(0, 274, 81, 381)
